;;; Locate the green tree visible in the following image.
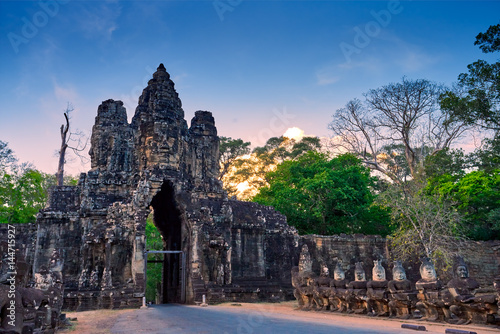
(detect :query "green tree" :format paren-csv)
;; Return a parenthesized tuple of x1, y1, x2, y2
(426, 169, 500, 240)
(0, 140, 16, 171)
(0, 166, 48, 224)
(423, 147, 467, 180)
(440, 24, 500, 133)
(0, 140, 79, 224)
(0, 141, 50, 224)
(467, 136, 500, 172)
(219, 137, 251, 181)
(253, 151, 391, 235)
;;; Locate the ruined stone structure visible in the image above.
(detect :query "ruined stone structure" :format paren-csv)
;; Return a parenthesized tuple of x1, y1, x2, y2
(30, 64, 299, 310)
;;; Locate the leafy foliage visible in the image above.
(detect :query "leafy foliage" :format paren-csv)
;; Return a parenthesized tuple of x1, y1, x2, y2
(0, 140, 78, 224)
(219, 136, 251, 181)
(440, 24, 500, 133)
(0, 141, 50, 224)
(475, 23, 500, 53)
(0, 140, 16, 171)
(253, 151, 391, 236)
(423, 148, 467, 180)
(0, 168, 47, 224)
(426, 169, 500, 240)
(222, 136, 321, 200)
(145, 214, 163, 303)
(467, 137, 500, 172)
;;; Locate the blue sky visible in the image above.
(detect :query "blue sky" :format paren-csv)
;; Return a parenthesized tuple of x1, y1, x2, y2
(0, 0, 499, 175)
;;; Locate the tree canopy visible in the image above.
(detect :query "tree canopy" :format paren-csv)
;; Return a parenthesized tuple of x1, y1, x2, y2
(0, 141, 48, 224)
(0, 140, 77, 224)
(220, 135, 321, 200)
(329, 78, 471, 184)
(253, 151, 391, 236)
(440, 23, 500, 134)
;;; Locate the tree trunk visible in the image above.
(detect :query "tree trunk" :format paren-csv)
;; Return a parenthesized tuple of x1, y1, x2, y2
(56, 113, 69, 186)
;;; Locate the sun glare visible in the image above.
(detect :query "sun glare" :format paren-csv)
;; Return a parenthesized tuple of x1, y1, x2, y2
(283, 127, 304, 140)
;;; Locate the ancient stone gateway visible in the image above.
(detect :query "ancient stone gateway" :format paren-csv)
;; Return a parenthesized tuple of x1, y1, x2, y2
(32, 64, 302, 310)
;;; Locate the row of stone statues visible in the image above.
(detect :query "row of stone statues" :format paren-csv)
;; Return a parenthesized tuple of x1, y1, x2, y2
(291, 245, 500, 325)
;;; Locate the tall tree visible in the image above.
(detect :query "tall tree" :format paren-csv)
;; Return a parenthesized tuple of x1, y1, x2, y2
(425, 169, 500, 241)
(329, 78, 471, 184)
(56, 104, 87, 186)
(218, 137, 251, 181)
(440, 24, 500, 134)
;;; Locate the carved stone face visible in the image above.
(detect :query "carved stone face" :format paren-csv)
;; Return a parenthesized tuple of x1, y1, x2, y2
(456, 265, 468, 279)
(420, 264, 437, 280)
(394, 269, 407, 281)
(334, 268, 345, 281)
(355, 270, 366, 281)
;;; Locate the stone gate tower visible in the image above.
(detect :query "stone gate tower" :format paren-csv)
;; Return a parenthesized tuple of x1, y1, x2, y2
(34, 64, 299, 310)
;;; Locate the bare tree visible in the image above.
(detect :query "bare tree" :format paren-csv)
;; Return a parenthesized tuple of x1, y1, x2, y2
(56, 104, 88, 186)
(328, 78, 472, 183)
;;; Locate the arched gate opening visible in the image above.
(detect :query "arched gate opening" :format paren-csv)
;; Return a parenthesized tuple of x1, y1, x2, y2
(145, 180, 186, 304)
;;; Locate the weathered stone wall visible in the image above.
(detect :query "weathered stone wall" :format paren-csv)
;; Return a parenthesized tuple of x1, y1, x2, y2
(300, 235, 389, 282)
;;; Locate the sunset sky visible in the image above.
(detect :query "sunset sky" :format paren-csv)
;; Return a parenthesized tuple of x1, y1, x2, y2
(1, 0, 499, 175)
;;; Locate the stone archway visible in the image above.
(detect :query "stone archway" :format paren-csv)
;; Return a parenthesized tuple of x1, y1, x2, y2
(149, 180, 187, 303)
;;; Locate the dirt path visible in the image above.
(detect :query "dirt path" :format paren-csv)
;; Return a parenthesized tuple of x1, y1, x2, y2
(58, 309, 134, 334)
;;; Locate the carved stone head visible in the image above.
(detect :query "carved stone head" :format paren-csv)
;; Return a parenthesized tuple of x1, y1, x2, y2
(453, 256, 469, 279)
(456, 266, 468, 279)
(334, 262, 345, 281)
(392, 261, 407, 281)
(354, 262, 366, 281)
(419, 258, 437, 281)
(372, 260, 386, 281)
